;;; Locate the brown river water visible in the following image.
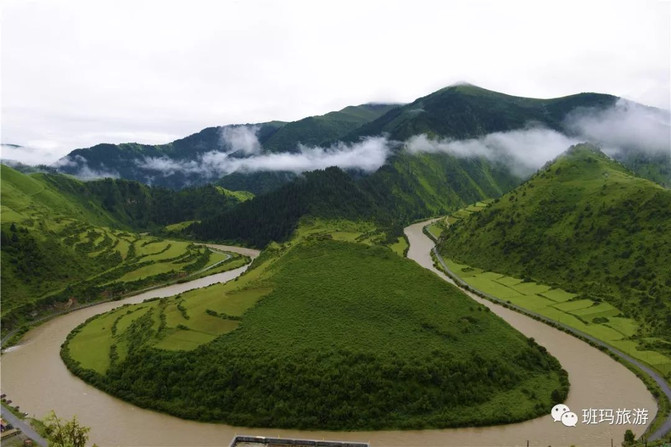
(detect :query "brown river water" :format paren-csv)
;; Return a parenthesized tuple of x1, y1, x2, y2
(0, 233, 656, 446)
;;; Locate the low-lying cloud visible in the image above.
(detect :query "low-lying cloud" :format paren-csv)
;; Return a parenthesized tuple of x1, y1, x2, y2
(1, 143, 63, 166)
(50, 100, 669, 183)
(137, 136, 391, 179)
(406, 100, 669, 176)
(406, 128, 577, 177)
(53, 154, 120, 180)
(219, 125, 262, 155)
(565, 99, 670, 156)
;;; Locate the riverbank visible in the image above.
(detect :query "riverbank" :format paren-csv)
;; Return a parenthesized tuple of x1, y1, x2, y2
(428, 236, 670, 441)
(0, 232, 657, 446)
(1, 245, 248, 349)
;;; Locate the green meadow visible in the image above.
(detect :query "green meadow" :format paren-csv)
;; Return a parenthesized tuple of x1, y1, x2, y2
(443, 251, 671, 378)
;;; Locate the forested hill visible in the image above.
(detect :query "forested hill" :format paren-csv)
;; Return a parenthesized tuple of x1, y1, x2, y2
(1, 165, 251, 230)
(190, 150, 518, 247)
(438, 144, 671, 341)
(345, 84, 616, 141)
(55, 103, 397, 189)
(62, 238, 568, 430)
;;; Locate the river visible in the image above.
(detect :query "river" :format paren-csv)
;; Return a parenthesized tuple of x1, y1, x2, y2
(0, 230, 657, 446)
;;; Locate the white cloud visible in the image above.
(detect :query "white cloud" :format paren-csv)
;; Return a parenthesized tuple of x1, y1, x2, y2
(564, 99, 671, 156)
(1, 0, 668, 165)
(406, 129, 578, 177)
(219, 126, 262, 155)
(137, 136, 391, 178)
(1, 144, 62, 165)
(52, 154, 120, 179)
(406, 100, 671, 176)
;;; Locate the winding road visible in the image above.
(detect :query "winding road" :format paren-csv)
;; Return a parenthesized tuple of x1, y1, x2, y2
(0, 229, 659, 446)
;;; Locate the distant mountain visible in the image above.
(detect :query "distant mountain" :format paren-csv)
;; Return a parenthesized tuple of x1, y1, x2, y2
(438, 144, 671, 341)
(52, 84, 669, 191)
(346, 84, 617, 141)
(55, 104, 398, 189)
(262, 103, 398, 152)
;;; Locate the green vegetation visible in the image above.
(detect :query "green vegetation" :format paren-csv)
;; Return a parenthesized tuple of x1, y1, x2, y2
(347, 84, 616, 141)
(43, 411, 92, 447)
(439, 145, 671, 379)
(63, 237, 567, 430)
(261, 103, 398, 153)
(191, 153, 519, 247)
(40, 173, 252, 228)
(444, 258, 671, 377)
(58, 104, 397, 190)
(64, 218, 421, 371)
(0, 165, 247, 339)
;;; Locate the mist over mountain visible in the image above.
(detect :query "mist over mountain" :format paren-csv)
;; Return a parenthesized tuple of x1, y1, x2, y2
(54, 103, 398, 188)
(52, 84, 670, 190)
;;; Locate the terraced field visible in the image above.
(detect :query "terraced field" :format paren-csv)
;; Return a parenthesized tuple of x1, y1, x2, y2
(444, 250, 671, 377)
(0, 165, 251, 340)
(295, 217, 408, 256)
(66, 218, 409, 365)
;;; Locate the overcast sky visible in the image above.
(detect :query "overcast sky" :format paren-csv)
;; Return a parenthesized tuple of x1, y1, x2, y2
(1, 0, 669, 165)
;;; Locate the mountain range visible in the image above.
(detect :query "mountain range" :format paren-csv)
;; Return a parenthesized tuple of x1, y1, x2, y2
(49, 84, 670, 191)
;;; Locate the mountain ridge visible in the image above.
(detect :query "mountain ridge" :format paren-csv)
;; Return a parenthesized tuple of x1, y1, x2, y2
(50, 84, 670, 191)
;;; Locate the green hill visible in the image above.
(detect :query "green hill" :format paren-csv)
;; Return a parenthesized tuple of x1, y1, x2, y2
(0, 165, 249, 337)
(438, 144, 671, 346)
(190, 155, 519, 247)
(62, 237, 567, 429)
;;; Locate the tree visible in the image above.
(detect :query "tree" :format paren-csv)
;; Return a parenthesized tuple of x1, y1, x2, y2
(622, 429, 635, 446)
(44, 411, 96, 447)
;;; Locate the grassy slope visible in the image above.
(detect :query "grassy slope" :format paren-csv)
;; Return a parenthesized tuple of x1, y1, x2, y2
(67, 218, 410, 364)
(439, 145, 671, 363)
(63, 223, 567, 430)
(0, 165, 240, 337)
(361, 152, 518, 219)
(1, 165, 124, 228)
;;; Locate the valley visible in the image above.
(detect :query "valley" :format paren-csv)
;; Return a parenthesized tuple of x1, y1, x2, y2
(0, 220, 656, 446)
(1, 85, 669, 446)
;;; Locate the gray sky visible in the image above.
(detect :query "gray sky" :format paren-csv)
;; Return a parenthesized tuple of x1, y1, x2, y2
(1, 0, 669, 164)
